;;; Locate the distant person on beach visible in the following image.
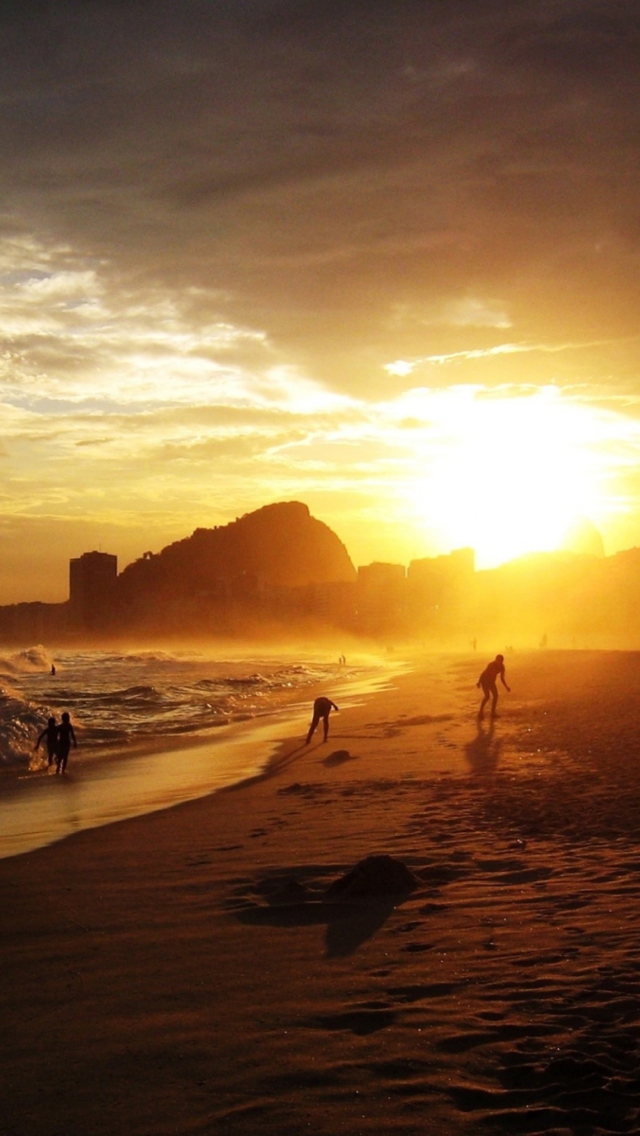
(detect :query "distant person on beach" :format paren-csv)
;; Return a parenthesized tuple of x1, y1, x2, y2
(476, 654, 510, 720)
(306, 697, 339, 744)
(35, 717, 58, 767)
(50, 664, 56, 676)
(56, 711, 77, 774)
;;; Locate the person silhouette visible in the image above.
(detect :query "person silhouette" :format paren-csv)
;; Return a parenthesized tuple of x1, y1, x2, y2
(476, 654, 511, 720)
(56, 711, 77, 774)
(306, 697, 339, 744)
(35, 716, 58, 766)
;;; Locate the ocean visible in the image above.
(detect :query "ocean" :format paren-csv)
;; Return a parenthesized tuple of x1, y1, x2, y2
(0, 644, 390, 859)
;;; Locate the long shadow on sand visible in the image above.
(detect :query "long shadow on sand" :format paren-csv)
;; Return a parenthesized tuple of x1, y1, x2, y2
(234, 894, 399, 958)
(464, 720, 503, 776)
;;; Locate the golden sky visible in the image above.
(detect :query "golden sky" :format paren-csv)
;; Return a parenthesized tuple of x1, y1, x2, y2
(2, 1, 640, 601)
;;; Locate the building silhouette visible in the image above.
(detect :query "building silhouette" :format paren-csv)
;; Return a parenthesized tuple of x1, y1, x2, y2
(356, 562, 406, 633)
(407, 548, 475, 634)
(69, 551, 118, 632)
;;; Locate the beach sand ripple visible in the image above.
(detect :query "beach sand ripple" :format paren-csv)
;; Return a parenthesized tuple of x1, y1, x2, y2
(4, 651, 640, 1134)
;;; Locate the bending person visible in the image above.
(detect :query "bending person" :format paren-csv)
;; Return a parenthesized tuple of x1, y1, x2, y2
(476, 654, 510, 720)
(306, 696, 339, 744)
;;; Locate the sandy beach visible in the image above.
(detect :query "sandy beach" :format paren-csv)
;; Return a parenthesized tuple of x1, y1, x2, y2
(4, 649, 640, 1135)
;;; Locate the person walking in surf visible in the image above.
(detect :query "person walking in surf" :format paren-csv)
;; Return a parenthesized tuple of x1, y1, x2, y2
(35, 716, 59, 767)
(55, 711, 77, 774)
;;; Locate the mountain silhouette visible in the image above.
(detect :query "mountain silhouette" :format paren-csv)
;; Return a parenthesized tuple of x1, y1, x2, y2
(118, 501, 356, 610)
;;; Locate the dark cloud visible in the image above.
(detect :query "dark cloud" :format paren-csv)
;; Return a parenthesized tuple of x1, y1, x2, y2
(0, 0, 638, 394)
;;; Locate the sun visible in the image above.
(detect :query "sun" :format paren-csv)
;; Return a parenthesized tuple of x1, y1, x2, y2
(410, 386, 603, 568)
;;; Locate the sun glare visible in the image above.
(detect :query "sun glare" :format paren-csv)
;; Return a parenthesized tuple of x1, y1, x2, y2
(411, 387, 603, 568)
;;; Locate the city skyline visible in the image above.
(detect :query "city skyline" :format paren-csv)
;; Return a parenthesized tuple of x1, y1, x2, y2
(2, 508, 637, 652)
(0, 500, 613, 613)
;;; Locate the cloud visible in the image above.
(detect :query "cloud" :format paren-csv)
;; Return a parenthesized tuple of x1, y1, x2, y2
(0, 2, 636, 375)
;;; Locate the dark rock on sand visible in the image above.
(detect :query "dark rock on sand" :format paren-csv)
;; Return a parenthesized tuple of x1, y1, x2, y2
(322, 749, 354, 767)
(325, 855, 418, 900)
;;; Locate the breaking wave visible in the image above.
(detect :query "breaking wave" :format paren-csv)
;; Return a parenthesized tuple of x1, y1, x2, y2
(0, 647, 363, 773)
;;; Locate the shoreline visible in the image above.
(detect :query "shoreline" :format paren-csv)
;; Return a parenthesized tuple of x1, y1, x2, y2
(0, 655, 411, 860)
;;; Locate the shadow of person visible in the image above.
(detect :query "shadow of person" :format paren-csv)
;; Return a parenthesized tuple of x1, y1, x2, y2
(221, 742, 308, 791)
(464, 720, 503, 777)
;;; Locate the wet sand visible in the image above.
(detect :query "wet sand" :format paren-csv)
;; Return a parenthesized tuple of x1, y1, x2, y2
(3, 650, 640, 1135)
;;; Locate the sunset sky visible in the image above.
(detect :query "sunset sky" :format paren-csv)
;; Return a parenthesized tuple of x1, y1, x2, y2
(2, 1, 640, 602)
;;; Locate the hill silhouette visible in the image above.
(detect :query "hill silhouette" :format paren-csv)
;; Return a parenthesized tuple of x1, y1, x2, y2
(118, 501, 356, 611)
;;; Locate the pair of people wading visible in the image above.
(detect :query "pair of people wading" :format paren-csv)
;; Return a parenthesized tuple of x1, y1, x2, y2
(35, 711, 77, 773)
